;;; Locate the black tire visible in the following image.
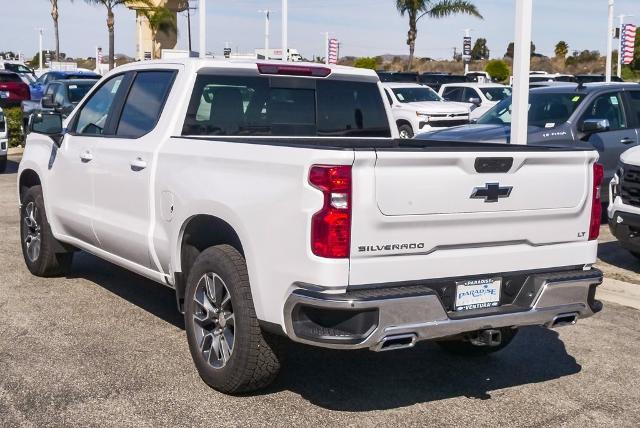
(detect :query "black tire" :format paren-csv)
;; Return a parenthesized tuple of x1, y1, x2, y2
(398, 123, 414, 139)
(630, 251, 640, 261)
(0, 156, 7, 174)
(20, 185, 73, 277)
(184, 245, 281, 394)
(437, 328, 518, 356)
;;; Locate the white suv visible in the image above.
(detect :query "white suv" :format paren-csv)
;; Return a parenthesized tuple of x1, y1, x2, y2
(440, 83, 512, 120)
(382, 83, 471, 138)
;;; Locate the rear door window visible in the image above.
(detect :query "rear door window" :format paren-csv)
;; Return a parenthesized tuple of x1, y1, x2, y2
(626, 91, 640, 126)
(115, 71, 175, 138)
(183, 75, 391, 138)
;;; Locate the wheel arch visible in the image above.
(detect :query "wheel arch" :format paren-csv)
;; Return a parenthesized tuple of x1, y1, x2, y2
(18, 169, 42, 204)
(174, 214, 246, 313)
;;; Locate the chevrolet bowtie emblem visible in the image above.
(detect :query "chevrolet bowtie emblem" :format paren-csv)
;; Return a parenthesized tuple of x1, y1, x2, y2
(471, 183, 513, 203)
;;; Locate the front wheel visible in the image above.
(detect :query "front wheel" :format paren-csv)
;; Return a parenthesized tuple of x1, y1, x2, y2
(20, 185, 73, 277)
(184, 245, 282, 394)
(398, 124, 414, 139)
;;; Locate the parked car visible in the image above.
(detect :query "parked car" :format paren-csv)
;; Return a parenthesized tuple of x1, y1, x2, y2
(576, 74, 624, 85)
(382, 82, 470, 138)
(0, 70, 31, 108)
(416, 83, 640, 203)
(608, 143, 640, 257)
(0, 107, 7, 173)
(530, 74, 577, 83)
(439, 83, 512, 119)
(0, 61, 37, 85)
(22, 79, 98, 121)
(20, 59, 603, 394)
(376, 71, 419, 83)
(30, 71, 100, 100)
(419, 73, 469, 92)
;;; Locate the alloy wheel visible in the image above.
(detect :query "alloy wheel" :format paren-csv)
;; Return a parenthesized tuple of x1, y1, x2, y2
(192, 272, 235, 369)
(23, 202, 41, 262)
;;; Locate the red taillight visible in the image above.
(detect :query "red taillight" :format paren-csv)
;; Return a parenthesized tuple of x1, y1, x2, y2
(257, 63, 331, 77)
(589, 163, 604, 240)
(309, 165, 352, 258)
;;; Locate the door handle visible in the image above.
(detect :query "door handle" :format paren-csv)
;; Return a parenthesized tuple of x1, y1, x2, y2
(621, 138, 635, 145)
(79, 150, 93, 163)
(130, 157, 147, 171)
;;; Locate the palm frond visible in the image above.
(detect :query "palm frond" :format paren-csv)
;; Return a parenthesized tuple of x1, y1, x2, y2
(427, 0, 483, 19)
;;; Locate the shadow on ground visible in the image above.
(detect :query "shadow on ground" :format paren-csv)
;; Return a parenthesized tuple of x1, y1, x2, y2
(2, 158, 20, 175)
(598, 241, 640, 276)
(67, 251, 581, 411)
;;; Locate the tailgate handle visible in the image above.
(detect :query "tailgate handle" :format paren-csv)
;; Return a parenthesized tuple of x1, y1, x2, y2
(475, 157, 513, 173)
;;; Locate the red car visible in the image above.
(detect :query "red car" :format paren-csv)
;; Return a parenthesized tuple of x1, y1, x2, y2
(0, 70, 30, 108)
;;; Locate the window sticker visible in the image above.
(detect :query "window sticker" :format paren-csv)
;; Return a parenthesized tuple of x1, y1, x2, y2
(111, 79, 122, 94)
(545, 123, 555, 128)
(611, 96, 619, 105)
(69, 85, 77, 89)
(396, 93, 405, 101)
(572, 96, 581, 102)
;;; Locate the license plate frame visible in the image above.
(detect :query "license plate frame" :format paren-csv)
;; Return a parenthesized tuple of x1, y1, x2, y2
(454, 277, 502, 311)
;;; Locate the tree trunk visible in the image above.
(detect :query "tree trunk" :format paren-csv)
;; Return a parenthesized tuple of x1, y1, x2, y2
(51, 1, 60, 62)
(107, 7, 115, 70)
(407, 12, 417, 71)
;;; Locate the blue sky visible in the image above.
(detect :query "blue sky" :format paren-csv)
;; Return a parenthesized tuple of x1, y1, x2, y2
(0, 0, 637, 60)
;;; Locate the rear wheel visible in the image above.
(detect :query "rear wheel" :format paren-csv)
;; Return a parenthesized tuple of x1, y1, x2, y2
(398, 124, 414, 139)
(20, 185, 73, 277)
(184, 245, 281, 394)
(437, 328, 518, 356)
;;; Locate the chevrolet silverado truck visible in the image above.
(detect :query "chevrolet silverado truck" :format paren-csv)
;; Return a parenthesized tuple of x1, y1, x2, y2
(19, 59, 604, 394)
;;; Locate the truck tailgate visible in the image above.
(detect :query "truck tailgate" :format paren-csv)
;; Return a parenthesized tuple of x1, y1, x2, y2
(349, 146, 599, 286)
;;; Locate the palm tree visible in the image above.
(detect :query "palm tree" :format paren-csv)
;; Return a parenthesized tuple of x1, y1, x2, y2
(396, 0, 482, 70)
(555, 41, 569, 59)
(140, 6, 178, 59)
(83, 0, 151, 70)
(49, 0, 60, 62)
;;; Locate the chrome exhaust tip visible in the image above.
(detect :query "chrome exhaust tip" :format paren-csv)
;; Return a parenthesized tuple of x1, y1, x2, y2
(550, 313, 579, 328)
(372, 333, 417, 352)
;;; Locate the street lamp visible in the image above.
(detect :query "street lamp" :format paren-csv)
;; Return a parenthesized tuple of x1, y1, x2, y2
(606, 0, 615, 82)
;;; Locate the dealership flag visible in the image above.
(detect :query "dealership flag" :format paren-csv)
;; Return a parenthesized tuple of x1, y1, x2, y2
(622, 24, 637, 65)
(328, 38, 339, 64)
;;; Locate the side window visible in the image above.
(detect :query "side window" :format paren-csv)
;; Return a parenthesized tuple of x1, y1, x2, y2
(581, 92, 627, 131)
(442, 87, 463, 102)
(73, 74, 125, 136)
(627, 91, 640, 125)
(116, 71, 175, 138)
(54, 85, 65, 105)
(385, 89, 394, 106)
(463, 87, 479, 102)
(44, 84, 56, 98)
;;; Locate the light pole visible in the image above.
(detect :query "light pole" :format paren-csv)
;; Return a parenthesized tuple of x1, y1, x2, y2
(259, 10, 271, 59)
(606, 0, 615, 82)
(510, 0, 533, 146)
(282, 0, 288, 61)
(37, 28, 44, 71)
(199, 0, 206, 58)
(617, 14, 634, 78)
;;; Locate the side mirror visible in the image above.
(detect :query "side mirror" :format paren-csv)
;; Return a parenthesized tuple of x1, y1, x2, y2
(41, 94, 56, 109)
(468, 97, 482, 106)
(581, 118, 610, 134)
(29, 112, 64, 146)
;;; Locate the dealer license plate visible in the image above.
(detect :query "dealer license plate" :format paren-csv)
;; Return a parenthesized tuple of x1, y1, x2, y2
(454, 278, 501, 311)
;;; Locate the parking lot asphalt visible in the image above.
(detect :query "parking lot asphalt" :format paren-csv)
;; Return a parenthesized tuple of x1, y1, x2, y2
(1, 155, 640, 427)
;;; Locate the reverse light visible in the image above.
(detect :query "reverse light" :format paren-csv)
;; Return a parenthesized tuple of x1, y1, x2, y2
(589, 163, 604, 241)
(309, 165, 352, 258)
(257, 63, 332, 77)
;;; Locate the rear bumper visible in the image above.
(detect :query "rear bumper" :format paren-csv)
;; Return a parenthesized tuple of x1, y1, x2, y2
(283, 267, 603, 351)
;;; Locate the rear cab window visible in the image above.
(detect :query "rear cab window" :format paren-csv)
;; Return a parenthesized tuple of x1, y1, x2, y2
(182, 74, 391, 138)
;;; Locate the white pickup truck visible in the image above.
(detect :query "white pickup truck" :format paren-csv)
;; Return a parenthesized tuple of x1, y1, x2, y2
(19, 59, 604, 394)
(0, 107, 7, 172)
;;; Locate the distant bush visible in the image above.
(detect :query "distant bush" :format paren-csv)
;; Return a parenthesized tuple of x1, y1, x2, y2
(353, 57, 378, 70)
(485, 60, 511, 82)
(4, 107, 24, 148)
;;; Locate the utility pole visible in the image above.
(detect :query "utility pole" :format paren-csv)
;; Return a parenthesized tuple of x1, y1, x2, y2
(606, 0, 615, 82)
(617, 14, 634, 78)
(282, 0, 288, 61)
(199, 0, 206, 58)
(259, 10, 271, 59)
(37, 28, 43, 71)
(510, 0, 533, 146)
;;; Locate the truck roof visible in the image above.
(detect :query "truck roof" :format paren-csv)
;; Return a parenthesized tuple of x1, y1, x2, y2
(530, 82, 640, 94)
(112, 58, 379, 80)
